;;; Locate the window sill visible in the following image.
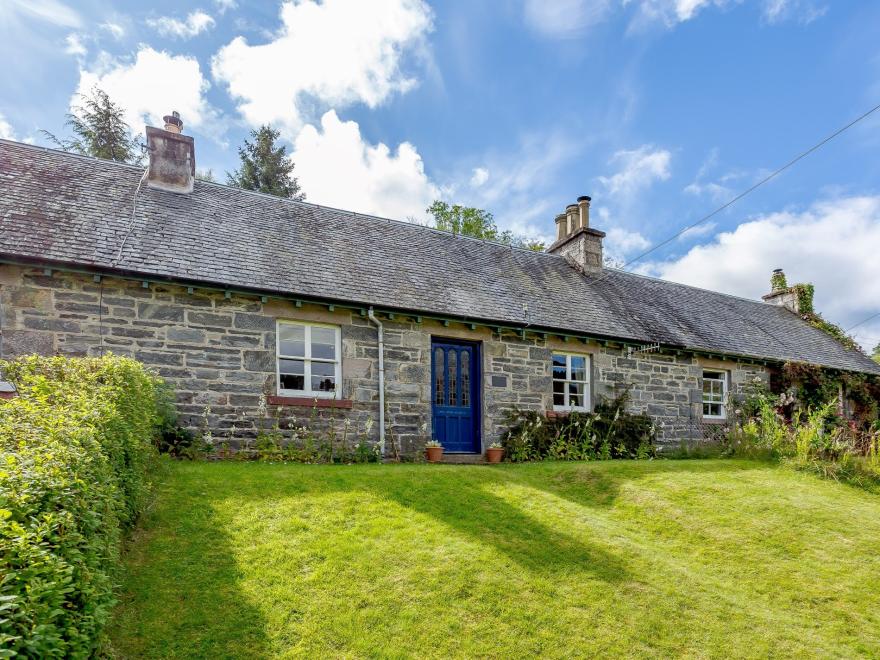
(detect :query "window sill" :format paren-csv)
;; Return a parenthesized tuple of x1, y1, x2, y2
(267, 395, 353, 409)
(547, 409, 590, 419)
(702, 417, 728, 425)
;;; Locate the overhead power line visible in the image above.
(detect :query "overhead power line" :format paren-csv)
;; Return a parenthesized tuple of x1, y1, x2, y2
(846, 311, 880, 333)
(588, 100, 880, 285)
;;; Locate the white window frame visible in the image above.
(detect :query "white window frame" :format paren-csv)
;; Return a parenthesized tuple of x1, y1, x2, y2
(702, 369, 728, 420)
(276, 320, 342, 399)
(552, 352, 591, 412)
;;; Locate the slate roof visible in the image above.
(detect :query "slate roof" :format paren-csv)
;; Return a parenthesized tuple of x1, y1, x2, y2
(2, 139, 878, 375)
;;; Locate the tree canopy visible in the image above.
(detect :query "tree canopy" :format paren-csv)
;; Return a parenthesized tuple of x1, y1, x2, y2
(43, 87, 143, 164)
(872, 343, 880, 364)
(426, 201, 544, 251)
(227, 125, 304, 200)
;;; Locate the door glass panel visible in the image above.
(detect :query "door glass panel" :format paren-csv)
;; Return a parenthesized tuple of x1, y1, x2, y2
(448, 350, 457, 406)
(279, 358, 305, 391)
(311, 327, 336, 360)
(434, 347, 444, 404)
(278, 324, 305, 357)
(461, 351, 470, 407)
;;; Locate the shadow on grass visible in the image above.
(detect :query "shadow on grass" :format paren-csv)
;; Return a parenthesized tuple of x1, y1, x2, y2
(109, 475, 272, 659)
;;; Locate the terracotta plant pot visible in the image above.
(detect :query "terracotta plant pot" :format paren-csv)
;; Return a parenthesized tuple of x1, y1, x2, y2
(425, 446, 444, 463)
(485, 447, 504, 464)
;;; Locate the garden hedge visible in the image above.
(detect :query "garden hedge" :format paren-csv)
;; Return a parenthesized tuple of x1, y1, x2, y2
(0, 355, 162, 658)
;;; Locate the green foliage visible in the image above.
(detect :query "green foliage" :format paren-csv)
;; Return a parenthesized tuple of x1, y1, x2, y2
(725, 393, 880, 489)
(872, 342, 880, 365)
(0, 355, 162, 657)
(501, 390, 655, 462)
(770, 269, 788, 291)
(227, 125, 304, 200)
(792, 283, 814, 315)
(426, 200, 545, 251)
(42, 86, 144, 164)
(153, 382, 196, 459)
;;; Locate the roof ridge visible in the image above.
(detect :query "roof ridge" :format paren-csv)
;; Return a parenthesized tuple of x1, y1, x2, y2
(0, 137, 554, 257)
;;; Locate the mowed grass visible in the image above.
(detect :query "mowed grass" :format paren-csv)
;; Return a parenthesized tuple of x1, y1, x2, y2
(109, 460, 880, 658)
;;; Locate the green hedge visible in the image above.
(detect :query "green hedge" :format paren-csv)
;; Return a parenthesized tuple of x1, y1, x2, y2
(0, 355, 162, 658)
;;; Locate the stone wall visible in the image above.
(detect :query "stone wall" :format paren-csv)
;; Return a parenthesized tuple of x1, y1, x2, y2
(0, 264, 769, 453)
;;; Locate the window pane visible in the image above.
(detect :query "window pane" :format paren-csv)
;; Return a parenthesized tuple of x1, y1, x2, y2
(553, 391, 565, 407)
(448, 350, 457, 406)
(552, 354, 566, 372)
(279, 324, 305, 357)
(568, 381, 584, 408)
(461, 351, 470, 407)
(311, 327, 336, 360)
(279, 358, 304, 391)
(570, 356, 587, 382)
(311, 361, 336, 392)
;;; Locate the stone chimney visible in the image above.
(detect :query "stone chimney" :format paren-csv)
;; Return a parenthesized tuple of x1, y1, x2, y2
(547, 195, 605, 275)
(762, 268, 809, 314)
(146, 111, 194, 194)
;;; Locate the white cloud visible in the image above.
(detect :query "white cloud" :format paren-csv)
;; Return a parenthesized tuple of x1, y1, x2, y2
(606, 226, 651, 259)
(523, 0, 612, 38)
(64, 33, 87, 57)
(627, 0, 733, 28)
(211, 0, 433, 135)
(75, 47, 215, 134)
(644, 196, 880, 350)
(762, 0, 827, 24)
(293, 110, 439, 221)
(147, 11, 215, 39)
(0, 113, 16, 140)
(214, 0, 237, 14)
(598, 145, 672, 197)
(470, 167, 489, 187)
(100, 21, 125, 40)
(0, 0, 81, 28)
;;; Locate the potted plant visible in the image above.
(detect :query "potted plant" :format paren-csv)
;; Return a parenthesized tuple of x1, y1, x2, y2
(425, 440, 444, 463)
(486, 442, 505, 464)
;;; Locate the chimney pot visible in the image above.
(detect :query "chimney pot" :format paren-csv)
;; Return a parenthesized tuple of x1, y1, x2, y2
(163, 110, 183, 134)
(577, 195, 591, 230)
(565, 204, 578, 235)
(554, 213, 567, 241)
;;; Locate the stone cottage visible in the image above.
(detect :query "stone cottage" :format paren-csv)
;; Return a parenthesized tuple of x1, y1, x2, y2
(1, 121, 878, 456)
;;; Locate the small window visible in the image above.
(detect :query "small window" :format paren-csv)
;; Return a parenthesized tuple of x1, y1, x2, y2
(552, 353, 591, 412)
(702, 370, 728, 419)
(277, 321, 341, 398)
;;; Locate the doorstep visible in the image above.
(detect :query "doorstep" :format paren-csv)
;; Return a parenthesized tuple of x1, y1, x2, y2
(442, 452, 486, 464)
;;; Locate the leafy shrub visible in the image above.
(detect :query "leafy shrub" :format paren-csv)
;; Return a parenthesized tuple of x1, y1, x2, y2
(153, 381, 196, 458)
(725, 393, 880, 489)
(501, 390, 655, 462)
(0, 355, 162, 657)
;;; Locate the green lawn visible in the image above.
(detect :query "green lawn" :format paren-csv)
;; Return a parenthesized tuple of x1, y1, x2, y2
(110, 460, 880, 658)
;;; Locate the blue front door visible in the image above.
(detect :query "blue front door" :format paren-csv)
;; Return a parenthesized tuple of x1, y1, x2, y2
(431, 339, 481, 453)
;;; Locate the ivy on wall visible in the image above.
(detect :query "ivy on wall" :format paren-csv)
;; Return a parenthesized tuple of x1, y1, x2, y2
(779, 361, 880, 427)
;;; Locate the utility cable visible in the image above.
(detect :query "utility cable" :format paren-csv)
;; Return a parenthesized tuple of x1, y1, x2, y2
(586, 101, 880, 285)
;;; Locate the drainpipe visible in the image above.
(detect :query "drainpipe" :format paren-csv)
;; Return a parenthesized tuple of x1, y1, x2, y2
(367, 307, 386, 456)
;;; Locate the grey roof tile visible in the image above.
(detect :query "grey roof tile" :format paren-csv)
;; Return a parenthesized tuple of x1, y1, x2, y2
(2, 139, 878, 375)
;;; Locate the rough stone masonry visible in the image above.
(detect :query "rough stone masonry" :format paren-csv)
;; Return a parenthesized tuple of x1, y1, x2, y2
(0, 264, 768, 453)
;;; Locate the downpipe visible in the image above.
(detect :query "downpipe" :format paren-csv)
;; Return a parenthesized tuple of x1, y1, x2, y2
(367, 307, 386, 456)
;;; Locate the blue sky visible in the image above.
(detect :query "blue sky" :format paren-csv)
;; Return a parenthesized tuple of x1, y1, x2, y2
(2, 0, 879, 351)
